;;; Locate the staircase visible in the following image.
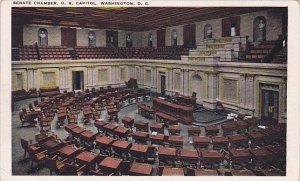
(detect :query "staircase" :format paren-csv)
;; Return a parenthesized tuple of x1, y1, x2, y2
(12, 47, 20, 61)
(68, 48, 79, 59)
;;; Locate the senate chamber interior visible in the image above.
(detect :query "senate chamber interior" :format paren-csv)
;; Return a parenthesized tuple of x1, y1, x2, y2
(11, 7, 287, 176)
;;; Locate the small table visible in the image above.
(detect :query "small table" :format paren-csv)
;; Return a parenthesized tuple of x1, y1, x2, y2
(246, 131, 266, 146)
(134, 120, 149, 132)
(192, 136, 210, 149)
(168, 135, 183, 147)
(94, 119, 108, 133)
(168, 125, 180, 135)
(228, 134, 249, 148)
(107, 108, 119, 121)
(211, 136, 229, 150)
(111, 140, 132, 156)
(80, 130, 97, 145)
(162, 167, 184, 176)
(158, 146, 177, 163)
(76, 151, 97, 166)
(130, 144, 149, 159)
(95, 135, 114, 154)
(42, 139, 64, 152)
(221, 122, 237, 135)
(131, 131, 149, 144)
(122, 116, 134, 128)
(200, 150, 224, 166)
(99, 157, 122, 175)
(114, 126, 130, 139)
(103, 123, 118, 136)
(150, 122, 165, 134)
(57, 145, 80, 159)
(229, 148, 252, 165)
(149, 133, 165, 146)
(204, 125, 219, 136)
(70, 127, 86, 138)
(129, 162, 153, 176)
(179, 148, 199, 164)
(187, 126, 201, 136)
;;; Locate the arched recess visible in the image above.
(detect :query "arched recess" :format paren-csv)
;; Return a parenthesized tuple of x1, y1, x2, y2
(253, 16, 267, 42)
(191, 74, 203, 103)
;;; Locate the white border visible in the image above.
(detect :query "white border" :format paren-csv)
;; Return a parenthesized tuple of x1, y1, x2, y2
(1, 1, 299, 181)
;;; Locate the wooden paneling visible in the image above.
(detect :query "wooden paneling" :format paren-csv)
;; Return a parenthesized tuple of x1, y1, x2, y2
(61, 28, 76, 47)
(183, 24, 196, 48)
(157, 29, 166, 47)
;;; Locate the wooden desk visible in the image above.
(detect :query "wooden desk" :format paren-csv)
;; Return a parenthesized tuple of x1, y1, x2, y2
(95, 135, 114, 153)
(137, 104, 155, 118)
(187, 126, 201, 136)
(179, 148, 199, 164)
(235, 120, 250, 131)
(114, 126, 129, 139)
(152, 97, 194, 124)
(168, 135, 183, 147)
(107, 108, 119, 121)
(192, 136, 210, 149)
(221, 122, 237, 135)
(76, 151, 97, 166)
(150, 122, 165, 134)
(70, 127, 86, 138)
(200, 150, 224, 165)
(134, 120, 149, 132)
(155, 111, 178, 125)
(99, 157, 122, 174)
(246, 131, 266, 146)
(158, 147, 177, 162)
(112, 140, 132, 154)
(228, 134, 249, 148)
(129, 162, 153, 176)
(57, 145, 80, 159)
(244, 118, 257, 127)
(149, 133, 165, 145)
(103, 123, 118, 136)
(122, 116, 134, 128)
(94, 119, 108, 132)
(42, 139, 64, 152)
(131, 131, 149, 144)
(249, 147, 274, 163)
(168, 125, 180, 135)
(211, 136, 229, 150)
(80, 130, 97, 144)
(204, 125, 219, 136)
(266, 145, 285, 158)
(194, 169, 219, 176)
(229, 148, 252, 164)
(176, 94, 196, 109)
(35, 133, 54, 144)
(65, 124, 79, 134)
(162, 167, 184, 176)
(130, 144, 149, 159)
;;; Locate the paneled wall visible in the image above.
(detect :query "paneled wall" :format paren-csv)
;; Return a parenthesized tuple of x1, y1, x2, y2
(12, 59, 287, 123)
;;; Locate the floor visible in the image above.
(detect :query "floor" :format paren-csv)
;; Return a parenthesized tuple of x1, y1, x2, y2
(12, 97, 229, 175)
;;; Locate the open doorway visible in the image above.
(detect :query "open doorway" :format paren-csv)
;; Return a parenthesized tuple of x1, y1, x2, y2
(72, 71, 84, 91)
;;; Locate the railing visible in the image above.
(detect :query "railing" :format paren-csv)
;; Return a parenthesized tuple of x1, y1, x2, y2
(261, 36, 286, 63)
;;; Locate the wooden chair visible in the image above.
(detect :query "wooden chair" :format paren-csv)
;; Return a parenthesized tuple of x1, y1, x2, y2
(44, 155, 67, 175)
(20, 139, 40, 160)
(186, 167, 195, 176)
(63, 163, 86, 175)
(120, 160, 131, 175)
(28, 149, 47, 170)
(147, 146, 157, 164)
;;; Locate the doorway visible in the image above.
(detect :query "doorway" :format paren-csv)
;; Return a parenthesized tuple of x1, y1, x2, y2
(61, 28, 77, 48)
(261, 88, 279, 125)
(106, 30, 118, 47)
(72, 71, 84, 91)
(160, 75, 166, 96)
(157, 29, 166, 47)
(183, 24, 196, 48)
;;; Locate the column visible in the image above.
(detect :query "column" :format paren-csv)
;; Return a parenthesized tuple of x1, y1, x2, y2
(87, 65, 95, 88)
(27, 68, 34, 89)
(182, 69, 189, 96)
(202, 71, 218, 109)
